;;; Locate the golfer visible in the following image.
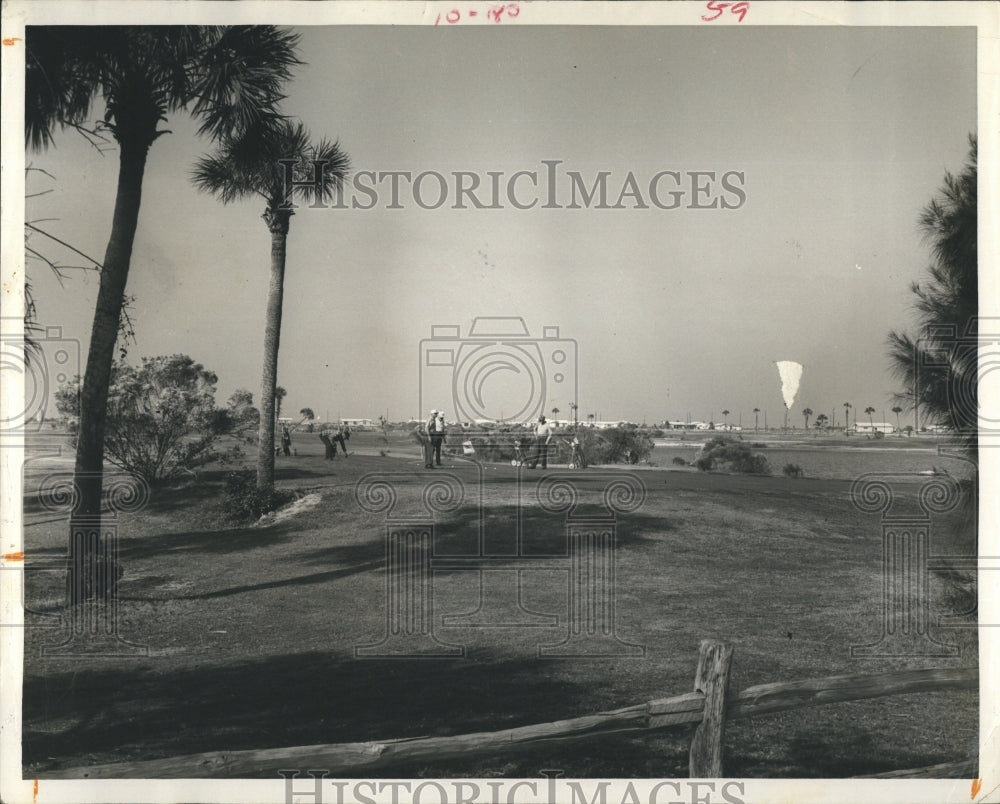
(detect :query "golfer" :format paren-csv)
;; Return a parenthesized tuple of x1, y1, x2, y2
(527, 415, 553, 469)
(421, 410, 438, 469)
(431, 410, 446, 466)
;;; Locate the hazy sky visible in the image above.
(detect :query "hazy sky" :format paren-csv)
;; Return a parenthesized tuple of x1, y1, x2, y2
(24, 24, 977, 425)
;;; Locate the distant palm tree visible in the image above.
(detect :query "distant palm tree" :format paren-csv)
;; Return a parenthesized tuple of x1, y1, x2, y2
(25, 25, 301, 601)
(275, 386, 287, 423)
(587, 413, 595, 427)
(892, 405, 903, 434)
(865, 406, 876, 431)
(194, 119, 349, 490)
(844, 402, 852, 432)
(296, 407, 315, 431)
(753, 407, 760, 432)
(816, 413, 828, 429)
(721, 409, 730, 430)
(802, 407, 813, 430)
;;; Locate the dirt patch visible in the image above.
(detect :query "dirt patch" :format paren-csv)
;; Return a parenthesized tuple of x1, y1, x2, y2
(253, 492, 322, 527)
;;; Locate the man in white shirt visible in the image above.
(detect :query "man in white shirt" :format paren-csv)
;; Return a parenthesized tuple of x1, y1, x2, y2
(527, 414, 553, 469)
(431, 411, 447, 466)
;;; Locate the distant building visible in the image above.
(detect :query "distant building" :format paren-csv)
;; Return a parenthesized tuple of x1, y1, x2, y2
(922, 424, 952, 434)
(854, 421, 894, 435)
(342, 417, 374, 429)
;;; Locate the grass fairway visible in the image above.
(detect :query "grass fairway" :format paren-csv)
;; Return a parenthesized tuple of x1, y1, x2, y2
(21, 430, 977, 778)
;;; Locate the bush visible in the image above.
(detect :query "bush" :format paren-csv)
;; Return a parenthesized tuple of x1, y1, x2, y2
(222, 469, 297, 523)
(56, 354, 241, 484)
(672, 456, 687, 466)
(591, 427, 655, 464)
(695, 437, 770, 474)
(439, 426, 653, 466)
(782, 463, 805, 478)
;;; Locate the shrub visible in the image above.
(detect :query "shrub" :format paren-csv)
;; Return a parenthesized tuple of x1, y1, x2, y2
(222, 469, 297, 523)
(592, 427, 655, 464)
(782, 463, 805, 478)
(695, 437, 770, 474)
(56, 354, 240, 484)
(672, 456, 687, 466)
(439, 426, 653, 466)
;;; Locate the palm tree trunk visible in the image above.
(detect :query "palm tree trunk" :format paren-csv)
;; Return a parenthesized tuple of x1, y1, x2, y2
(69, 139, 150, 604)
(257, 215, 290, 490)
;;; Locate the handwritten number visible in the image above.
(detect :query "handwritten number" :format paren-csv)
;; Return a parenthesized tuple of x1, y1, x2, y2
(701, 1, 748, 22)
(434, 3, 521, 25)
(701, 1, 727, 21)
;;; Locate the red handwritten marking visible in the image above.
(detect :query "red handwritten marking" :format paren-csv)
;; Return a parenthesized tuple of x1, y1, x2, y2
(3, 37, 23, 46)
(701, 1, 749, 22)
(434, 4, 520, 25)
(972, 779, 983, 799)
(3, 552, 25, 562)
(33, 779, 38, 803)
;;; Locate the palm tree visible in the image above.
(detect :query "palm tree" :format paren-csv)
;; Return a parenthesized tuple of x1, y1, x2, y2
(752, 407, 760, 432)
(721, 409, 730, 430)
(587, 413, 595, 427)
(892, 405, 903, 434)
(888, 137, 977, 455)
(802, 407, 812, 430)
(551, 406, 560, 422)
(843, 402, 852, 433)
(865, 406, 876, 431)
(275, 386, 287, 424)
(295, 407, 315, 433)
(816, 413, 828, 430)
(194, 119, 349, 490)
(25, 25, 300, 601)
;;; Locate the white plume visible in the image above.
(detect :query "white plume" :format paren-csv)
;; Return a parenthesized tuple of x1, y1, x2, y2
(775, 361, 803, 409)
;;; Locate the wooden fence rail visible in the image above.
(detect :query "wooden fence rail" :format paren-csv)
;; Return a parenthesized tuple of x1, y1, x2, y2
(44, 640, 978, 780)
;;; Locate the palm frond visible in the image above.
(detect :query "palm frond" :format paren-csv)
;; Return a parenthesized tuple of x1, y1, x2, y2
(193, 117, 350, 210)
(190, 26, 302, 142)
(25, 26, 104, 150)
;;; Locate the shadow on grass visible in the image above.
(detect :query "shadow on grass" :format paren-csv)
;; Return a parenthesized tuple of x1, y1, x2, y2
(23, 651, 597, 777)
(116, 522, 294, 561)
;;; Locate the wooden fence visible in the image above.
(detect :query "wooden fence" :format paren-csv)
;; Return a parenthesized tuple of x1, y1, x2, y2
(45, 640, 978, 780)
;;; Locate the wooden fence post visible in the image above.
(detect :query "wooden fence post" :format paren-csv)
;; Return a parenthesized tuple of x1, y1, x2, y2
(688, 639, 734, 777)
